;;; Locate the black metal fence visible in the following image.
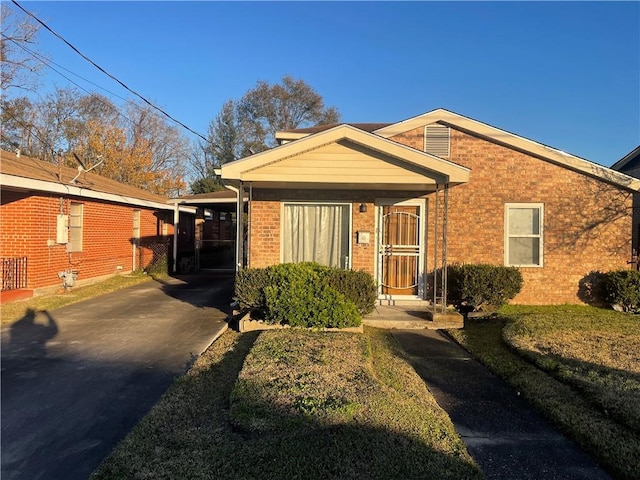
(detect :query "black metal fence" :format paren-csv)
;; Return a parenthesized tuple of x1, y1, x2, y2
(2, 256, 28, 291)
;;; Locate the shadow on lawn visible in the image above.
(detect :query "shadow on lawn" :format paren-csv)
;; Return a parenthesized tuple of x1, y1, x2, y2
(94, 329, 483, 480)
(445, 316, 640, 480)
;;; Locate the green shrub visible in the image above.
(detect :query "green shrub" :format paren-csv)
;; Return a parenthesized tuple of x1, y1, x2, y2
(604, 269, 640, 312)
(447, 263, 523, 312)
(234, 268, 270, 312)
(323, 268, 377, 315)
(263, 263, 361, 328)
(577, 271, 608, 307)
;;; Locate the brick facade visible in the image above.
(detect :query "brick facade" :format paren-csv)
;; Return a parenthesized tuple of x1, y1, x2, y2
(245, 125, 633, 305)
(1, 191, 173, 290)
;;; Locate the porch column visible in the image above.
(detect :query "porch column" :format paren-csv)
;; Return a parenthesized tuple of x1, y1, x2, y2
(441, 182, 450, 311)
(432, 181, 450, 314)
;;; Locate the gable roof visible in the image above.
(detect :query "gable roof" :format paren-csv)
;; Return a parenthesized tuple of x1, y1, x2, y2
(611, 145, 640, 173)
(0, 150, 174, 210)
(274, 108, 640, 192)
(373, 108, 640, 192)
(222, 124, 470, 189)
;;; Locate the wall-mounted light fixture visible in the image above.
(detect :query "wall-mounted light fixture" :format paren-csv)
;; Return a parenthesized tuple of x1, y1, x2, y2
(359, 203, 367, 213)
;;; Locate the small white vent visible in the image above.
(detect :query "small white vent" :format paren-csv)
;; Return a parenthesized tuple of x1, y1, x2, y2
(424, 124, 450, 158)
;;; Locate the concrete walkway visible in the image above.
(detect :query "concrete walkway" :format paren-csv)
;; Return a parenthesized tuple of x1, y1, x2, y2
(392, 329, 611, 480)
(1, 272, 233, 480)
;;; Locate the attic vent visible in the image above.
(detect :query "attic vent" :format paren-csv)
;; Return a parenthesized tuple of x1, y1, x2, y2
(424, 124, 450, 158)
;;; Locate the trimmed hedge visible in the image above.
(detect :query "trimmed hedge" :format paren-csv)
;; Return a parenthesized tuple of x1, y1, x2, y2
(233, 262, 377, 328)
(604, 269, 640, 313)
(447, 263, 523, 312)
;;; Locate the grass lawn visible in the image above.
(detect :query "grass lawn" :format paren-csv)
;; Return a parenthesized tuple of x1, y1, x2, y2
(0, 272, 154, 327)
(448, 305, 640, 480)
(91, 327, 484, 480)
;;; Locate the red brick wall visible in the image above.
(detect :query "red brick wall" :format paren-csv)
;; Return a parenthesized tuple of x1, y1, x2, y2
(1, 191, 173, 289)
(393, 126, 633, 304)
(248, 190, 423, 275)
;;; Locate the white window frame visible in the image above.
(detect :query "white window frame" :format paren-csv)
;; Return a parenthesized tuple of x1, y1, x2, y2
(68, 202, 83, 252)
(504, 203, 544, 267)
(280, 201, 353, 269)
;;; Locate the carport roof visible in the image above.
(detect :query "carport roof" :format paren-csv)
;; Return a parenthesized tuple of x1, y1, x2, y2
(168, 189, 248, 205)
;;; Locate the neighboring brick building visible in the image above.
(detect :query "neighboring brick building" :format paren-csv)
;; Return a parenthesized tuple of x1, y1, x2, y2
(611, 146, 640, 263)
(0, 150, 187, 298)
(220, 109, 640, 305)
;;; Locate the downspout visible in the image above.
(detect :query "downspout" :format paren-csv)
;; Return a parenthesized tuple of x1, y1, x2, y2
(433, 183, 439, 308)
(173, 202, 180, 274)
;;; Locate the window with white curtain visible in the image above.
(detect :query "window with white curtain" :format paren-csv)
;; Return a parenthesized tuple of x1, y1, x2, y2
(505, 203, 543, 267)
(282, 203, 351, 268)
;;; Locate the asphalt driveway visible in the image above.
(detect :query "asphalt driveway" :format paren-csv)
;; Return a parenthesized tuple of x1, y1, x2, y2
(1, 272, 234, 480)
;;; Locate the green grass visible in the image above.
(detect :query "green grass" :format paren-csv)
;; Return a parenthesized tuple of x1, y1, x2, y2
(1, 272, 154, 326)
(447, 305, 640, 480)
(91, 327, 484, 480)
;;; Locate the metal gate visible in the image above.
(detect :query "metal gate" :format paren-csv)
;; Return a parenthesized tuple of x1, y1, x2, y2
(378, 206, 421, 296)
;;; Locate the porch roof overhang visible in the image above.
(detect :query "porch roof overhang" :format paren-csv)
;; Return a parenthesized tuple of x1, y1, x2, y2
(220, 124, 470, 191)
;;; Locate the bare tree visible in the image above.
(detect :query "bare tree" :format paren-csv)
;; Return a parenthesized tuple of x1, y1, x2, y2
(237, 75, 340, 149)
(0, 3, 42, 92)
(124, 101, 190, 189)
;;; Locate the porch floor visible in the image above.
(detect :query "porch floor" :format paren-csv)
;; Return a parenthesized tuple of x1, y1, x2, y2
(363, 304, 464, 330)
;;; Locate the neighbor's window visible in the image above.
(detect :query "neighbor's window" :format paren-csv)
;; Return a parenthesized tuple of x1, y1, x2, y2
(68, 202, 83, 252)
(282, 203, 351, 268)
(505, 203, 543, 267)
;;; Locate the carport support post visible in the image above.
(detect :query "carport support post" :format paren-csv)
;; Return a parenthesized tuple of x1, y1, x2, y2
(235, 182, 244, 271)
(173, 202, 179, 274)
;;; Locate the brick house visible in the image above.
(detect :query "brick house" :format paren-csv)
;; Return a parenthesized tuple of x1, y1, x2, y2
(0, 150, 193, 300)
(219, 109, 639, 305)
(611, 145, 640, 262)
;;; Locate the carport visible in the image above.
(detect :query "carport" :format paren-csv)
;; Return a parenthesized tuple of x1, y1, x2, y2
(167, 190, 248, 272)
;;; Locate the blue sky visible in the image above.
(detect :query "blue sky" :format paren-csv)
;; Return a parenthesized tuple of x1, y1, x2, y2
(13, 1, 640, 166)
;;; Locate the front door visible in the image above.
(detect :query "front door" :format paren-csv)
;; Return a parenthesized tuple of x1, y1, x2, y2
(377, 202, 424, 298)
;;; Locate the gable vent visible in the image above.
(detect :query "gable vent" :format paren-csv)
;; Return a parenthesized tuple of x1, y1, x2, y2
(424, 124, 450, 158)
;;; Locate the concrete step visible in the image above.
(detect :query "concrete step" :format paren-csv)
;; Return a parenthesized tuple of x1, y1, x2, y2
(377, 299, 431, 307)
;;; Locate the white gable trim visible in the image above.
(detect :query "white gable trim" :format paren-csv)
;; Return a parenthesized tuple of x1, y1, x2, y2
(221, 124, 470, 185)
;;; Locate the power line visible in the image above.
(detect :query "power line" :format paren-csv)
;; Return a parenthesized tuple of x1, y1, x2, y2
(10, 0, 209, 143)
(2, 32, 155, 132)
(1, 33, 131, 105)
